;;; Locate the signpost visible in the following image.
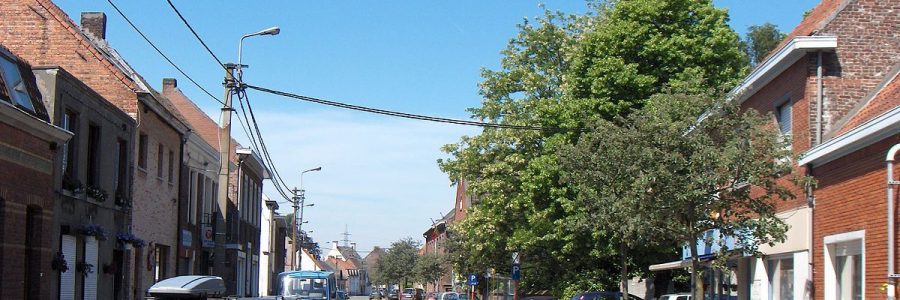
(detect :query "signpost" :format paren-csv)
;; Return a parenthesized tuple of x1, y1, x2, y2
(512, 252, 520, 300)
(468, 274, 478, 300)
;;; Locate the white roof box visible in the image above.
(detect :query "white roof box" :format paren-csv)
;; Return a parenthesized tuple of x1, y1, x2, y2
(148, 275, 226, 299)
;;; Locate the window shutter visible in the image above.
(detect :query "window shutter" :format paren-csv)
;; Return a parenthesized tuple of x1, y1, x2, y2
(84, 237, 99, 300)
(778, 102, 792, 135)
(60, 235, 77, 300)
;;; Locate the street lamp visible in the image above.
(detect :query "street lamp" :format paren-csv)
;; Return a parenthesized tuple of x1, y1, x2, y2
(214, 25, 281, 275)
(237, 26, 280, 79)
(292, 166, 321, 270)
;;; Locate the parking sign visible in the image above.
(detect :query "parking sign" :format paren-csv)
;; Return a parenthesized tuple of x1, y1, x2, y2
(468, 274, 478, 286)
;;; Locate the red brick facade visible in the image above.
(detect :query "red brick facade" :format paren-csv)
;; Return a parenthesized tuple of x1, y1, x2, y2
(0, 121, 59, 300)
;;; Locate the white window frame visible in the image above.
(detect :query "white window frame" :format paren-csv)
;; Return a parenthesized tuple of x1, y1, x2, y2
(824, 230, 865, 300)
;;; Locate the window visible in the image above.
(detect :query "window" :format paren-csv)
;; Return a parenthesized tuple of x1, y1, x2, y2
(86, 124, 101, 187)
(114, 139, 128, 205)
(61, 111, 79, 182)
(824, 231, 864, 300)
(138, 133, 148, 169)
(0, 54, 36, 112)
(168, 150, 175, 184)
(154, 244, 170, 283)
(157, 144, 164, 178)
(768, 257, 794, 300)
(776, 101, 793, 147)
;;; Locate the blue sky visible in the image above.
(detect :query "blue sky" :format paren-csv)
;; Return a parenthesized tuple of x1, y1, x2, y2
(54, 0, 819, 253)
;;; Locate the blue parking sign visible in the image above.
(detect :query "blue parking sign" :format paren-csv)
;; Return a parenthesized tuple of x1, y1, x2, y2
(468, 274, 478, 286)
(511, 263, 521, 281)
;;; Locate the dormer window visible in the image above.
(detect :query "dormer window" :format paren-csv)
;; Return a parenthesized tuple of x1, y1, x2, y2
(0, 54, 36, 113)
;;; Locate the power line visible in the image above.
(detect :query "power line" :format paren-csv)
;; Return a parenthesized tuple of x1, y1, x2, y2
(245, 84, 580, 132)
(105, 0, 223, 106)
(242, 89, 297, 199)
(165, 0, 227, 69)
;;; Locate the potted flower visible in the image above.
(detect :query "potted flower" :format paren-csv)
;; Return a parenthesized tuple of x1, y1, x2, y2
(61, 175, 83, 196)
(116, 231, 146, 249)
(85, 186, 108, 202)
(76, 261, 94, 277)
(51, 252, 69, 273)
(114, 190, 129, 207)
(80, 223, 108, 241)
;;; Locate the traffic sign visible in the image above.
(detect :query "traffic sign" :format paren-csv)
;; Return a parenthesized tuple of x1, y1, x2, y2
(511, 263, 521, 281)
(468, 274, 478, 286)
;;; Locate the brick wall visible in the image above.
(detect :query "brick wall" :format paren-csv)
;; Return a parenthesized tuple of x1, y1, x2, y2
(0, 120, 58, 300)
(131, 100, 181, 295)
(811, 135, 900, 300)
(817, 0, 900, 136)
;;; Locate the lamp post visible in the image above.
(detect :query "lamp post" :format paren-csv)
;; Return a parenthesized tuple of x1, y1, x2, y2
(215, 26, 280, 276)
(293, 167, 321, 270)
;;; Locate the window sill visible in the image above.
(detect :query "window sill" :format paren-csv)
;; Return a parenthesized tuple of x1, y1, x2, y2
(137, 167, 148, 175)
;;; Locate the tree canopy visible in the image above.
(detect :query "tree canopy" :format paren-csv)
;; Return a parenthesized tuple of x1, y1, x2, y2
(439, 0, 749, 297)
(743, 22, 788, 66)
(374, 238, 421, 289)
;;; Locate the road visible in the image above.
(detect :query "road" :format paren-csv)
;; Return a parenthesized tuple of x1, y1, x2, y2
(351, 296, 370, 300)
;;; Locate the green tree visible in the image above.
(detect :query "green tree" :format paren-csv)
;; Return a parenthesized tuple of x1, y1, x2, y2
(744, 22, 787, 66)
(440, 0, 748, 297)
(416, 252, 447, 291)
(375, 238, 421, 293)
(560, 86, 802, 299)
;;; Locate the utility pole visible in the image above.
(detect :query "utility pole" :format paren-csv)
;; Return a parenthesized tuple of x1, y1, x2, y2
(215, 63, 238, 274)
(292, 187, 301, 271)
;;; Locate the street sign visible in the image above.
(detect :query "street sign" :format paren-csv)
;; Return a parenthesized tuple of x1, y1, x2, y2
(512, 252, 520, 264)
(468, 274, 478, 286)
(511, 263, 521, 281)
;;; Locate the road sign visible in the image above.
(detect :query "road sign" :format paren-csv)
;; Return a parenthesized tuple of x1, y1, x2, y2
(511, 263, 521, 281)
(512, 252, 520, 264)
(468, 274, 478, 286)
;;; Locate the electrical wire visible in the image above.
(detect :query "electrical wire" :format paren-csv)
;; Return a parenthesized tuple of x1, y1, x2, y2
(105, 0, 224, 106)
(108, 0, 290, 201)
(165, 0, 227, 69)
(241, 89, 297, 201)
(245, 84, 579, 132)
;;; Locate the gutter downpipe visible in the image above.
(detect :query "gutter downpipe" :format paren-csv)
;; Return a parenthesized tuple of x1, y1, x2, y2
(888, 143, 900, 300)
(816, 51, 824, 145)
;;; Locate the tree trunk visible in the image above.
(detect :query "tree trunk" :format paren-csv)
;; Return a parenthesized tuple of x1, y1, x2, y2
(620, 241, 629, 300)
(689, 233, 704, 300)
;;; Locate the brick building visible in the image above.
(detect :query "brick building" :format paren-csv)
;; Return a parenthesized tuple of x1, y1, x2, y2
(34, 66, 136, 300)
(161, 78, 221, 277)
(421, 178, 473, 293)
(649, 0, 899, 299)
(0, 3, 190, 299)
(0, 46, 72, 300)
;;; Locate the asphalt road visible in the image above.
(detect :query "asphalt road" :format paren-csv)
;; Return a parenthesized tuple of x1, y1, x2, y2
(351, 296, 371, 300)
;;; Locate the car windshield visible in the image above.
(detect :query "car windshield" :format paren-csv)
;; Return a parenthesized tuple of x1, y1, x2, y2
(404, 289, 415, 294)
(281, 277, 328, 298)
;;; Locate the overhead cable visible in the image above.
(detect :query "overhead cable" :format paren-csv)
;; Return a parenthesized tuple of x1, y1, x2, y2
(165, 0, 227, 69)
(245, 84, 578, 132)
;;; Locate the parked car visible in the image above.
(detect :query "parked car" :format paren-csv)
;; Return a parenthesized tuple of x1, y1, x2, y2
(337, 290, 349, 300)
(657, 294, 690, 300)
(571, 292, 643, 300)
(389, 291, 400, 300)
(439, 292, 460, 300)
(371, 290, 385, 300)
(402, 288, 425, 300)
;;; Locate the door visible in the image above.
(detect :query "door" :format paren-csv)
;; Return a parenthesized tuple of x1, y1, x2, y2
(60, 235, 77, 300)
(84, 237, 99, 300)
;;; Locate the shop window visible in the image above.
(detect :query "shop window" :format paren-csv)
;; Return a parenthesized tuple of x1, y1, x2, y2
(768, 257, 794, 300)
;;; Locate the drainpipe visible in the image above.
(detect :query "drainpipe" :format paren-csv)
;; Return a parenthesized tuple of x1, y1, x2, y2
(888, 143, 900, 300)
(816, 51, 824, 145)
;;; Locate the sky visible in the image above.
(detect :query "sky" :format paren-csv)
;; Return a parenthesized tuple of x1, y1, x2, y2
(53, 0, 820, 254)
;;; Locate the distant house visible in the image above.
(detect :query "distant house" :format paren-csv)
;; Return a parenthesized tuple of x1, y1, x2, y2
(326, 242, 367, 296)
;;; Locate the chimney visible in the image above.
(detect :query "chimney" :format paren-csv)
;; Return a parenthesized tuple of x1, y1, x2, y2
(80, 12, 107, 40)
(332, 241, 338, 250)
(162, 78, 177, 93)
(351, 242, 357, 250)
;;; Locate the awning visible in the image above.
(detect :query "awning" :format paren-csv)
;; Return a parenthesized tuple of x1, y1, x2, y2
(649, 260, 691, 271)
